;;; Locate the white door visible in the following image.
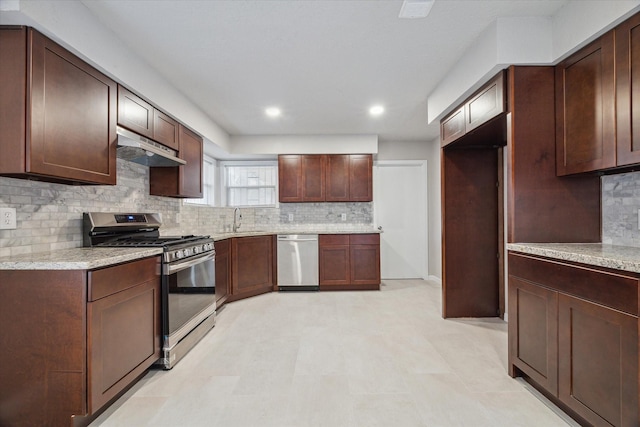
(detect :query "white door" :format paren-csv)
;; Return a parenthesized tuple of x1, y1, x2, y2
(374, 161, 428, 279)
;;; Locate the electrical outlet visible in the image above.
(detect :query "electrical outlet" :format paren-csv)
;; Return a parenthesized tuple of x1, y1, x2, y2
(0, 208, 17, 230)
(288, 213, 294, 221)
(341, 213, 347, 221)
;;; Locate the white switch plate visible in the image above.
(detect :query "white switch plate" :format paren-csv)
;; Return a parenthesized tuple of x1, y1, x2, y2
(288, 213, 294, 221)
(638, 208, 640, 230)
(0, 208, 17, 230)
(341, 213, 347, 221)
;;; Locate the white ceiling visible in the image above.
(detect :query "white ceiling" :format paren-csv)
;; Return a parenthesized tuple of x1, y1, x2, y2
(80, 0, 569, 143)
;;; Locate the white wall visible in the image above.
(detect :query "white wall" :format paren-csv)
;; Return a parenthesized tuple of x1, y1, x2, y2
(427, 1, 640, 124)
(552, 1, 640, 61)
(231, 135, 378, 155)
(425, 139, 441, 281)
(0, 0, 231, 153)
(376, 140, 429, 161)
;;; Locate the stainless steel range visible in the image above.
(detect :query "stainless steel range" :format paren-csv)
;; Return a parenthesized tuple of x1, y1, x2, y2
(83, 212, 216, 369)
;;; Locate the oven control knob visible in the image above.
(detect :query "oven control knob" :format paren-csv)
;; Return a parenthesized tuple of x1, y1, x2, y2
(193, 246, 200, 254)
(206, 243, 213, 250)
(184, 248, 192, 257)
(174, 250, 183, 259)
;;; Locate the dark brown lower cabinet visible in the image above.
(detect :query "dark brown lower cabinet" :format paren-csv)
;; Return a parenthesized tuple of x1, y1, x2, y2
(508, 252, 639, 427)
(319, 234, 380, 291)
(215, 238, 231, 308)
(319, 234, 351, 287)
(229, 235, 274, 301)
(0, 256, 161, 427)
(558, 294, 638, 427)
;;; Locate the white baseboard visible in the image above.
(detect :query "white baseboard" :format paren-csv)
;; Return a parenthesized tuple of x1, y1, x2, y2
(427, 275, 442, 285)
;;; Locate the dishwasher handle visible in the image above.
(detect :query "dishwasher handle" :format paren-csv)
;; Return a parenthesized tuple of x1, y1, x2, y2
(277, 234, 318, 242)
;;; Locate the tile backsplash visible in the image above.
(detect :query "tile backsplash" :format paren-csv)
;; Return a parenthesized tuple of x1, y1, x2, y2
(0, 159, 373, 257)
(602, 171, 640, 247)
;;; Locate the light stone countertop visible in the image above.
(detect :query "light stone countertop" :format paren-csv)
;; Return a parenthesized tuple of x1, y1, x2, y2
(0, 247, 163, 270)
(507, 243, 640, 274)
(207, 227, 381, 241)
(0, 227, 380, 270)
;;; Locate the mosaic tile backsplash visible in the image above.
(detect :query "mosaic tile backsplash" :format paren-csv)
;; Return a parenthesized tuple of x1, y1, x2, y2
(602, 171, 640, 247)
(0, 159, 372, 257)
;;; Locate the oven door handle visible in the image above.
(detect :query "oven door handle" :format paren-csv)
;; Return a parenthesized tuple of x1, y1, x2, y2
(164, 252, 215, 274)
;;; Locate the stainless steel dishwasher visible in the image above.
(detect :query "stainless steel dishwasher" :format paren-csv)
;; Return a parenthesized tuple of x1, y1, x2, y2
(277, 234, 319, 291)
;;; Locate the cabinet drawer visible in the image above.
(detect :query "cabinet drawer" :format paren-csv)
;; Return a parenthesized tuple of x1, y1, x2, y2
(88, 256, 159, 301)
(509, 253, 639, 316)
(319, 234, 349, 245)
(349, 234, 380, 245)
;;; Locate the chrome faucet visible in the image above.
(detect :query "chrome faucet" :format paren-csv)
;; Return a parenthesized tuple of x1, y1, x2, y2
(233, 207, 242, 232)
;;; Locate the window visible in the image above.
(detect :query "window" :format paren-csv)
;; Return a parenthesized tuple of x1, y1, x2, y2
(185, 155, 217, 206)
(222, 161, 277, 207)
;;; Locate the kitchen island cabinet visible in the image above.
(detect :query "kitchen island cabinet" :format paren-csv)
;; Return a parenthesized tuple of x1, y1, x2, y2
(0, 26, 117, 185)
(0, 256, 161, 427)
(508, 252, 639, 427)
(319, 233, 380, 290)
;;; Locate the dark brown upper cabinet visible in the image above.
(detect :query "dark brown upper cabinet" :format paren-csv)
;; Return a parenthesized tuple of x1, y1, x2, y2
(278, 155, 303, 202)
(348, 154, 373, 202)
(440, 71, 506, 147)
(279, 154, 372, 203)
(325, 154, 350, 201)
(616, 13, 640, 167)
(0, 26, 117, 185)
(149, 125, 203, 198)
(301, 155, 326, 201)
(117, 85, 180, 151)
(556, 31, 616, 176)
(555, 12, 640, 175)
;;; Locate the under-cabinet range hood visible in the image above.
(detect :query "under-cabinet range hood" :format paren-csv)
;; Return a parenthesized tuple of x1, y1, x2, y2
(116, 126, 186, 167)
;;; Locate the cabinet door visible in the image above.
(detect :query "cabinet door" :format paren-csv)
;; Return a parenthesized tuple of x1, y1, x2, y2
(153, 109, 180, 150)
(350, 243, 380, 287)
(87, 279, 161, 413)
(349, 155, 373, 202)
(556, 31, 616, 175)
(558, 294, 638, 427)
(149, 125, 203, 198)
(30, 30, 117, 184)
(326, 154, 350, 202)
(441, 106, 466, 146)
(319, 235, 350, 288)
(465, 71, 505, 133)
(302, 155, 326, 201)
(231, 236, 273, 299)
(178, 125, 203, 198)
(508, 276, 558, 394)
(117, 85, 154, 139)
(278, 155, 303, 202)
(215, 239, 231, 308)
(616, 13, 640, 166)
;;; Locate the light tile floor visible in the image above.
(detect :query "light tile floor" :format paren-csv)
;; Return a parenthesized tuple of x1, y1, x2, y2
(90, 279, 579, 427)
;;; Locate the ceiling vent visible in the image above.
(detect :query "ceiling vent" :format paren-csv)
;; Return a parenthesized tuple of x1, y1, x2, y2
(399, 0, 434, 19)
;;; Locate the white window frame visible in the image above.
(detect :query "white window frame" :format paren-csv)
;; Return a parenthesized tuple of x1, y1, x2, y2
(184, 154, 217, 206)
(220, 160, 279, 208)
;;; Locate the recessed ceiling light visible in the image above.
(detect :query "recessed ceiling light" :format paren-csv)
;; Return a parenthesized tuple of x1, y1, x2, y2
(369, 105, 385, 116)
(265, 107, 281, 118)
(399, 0, 434, 19)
